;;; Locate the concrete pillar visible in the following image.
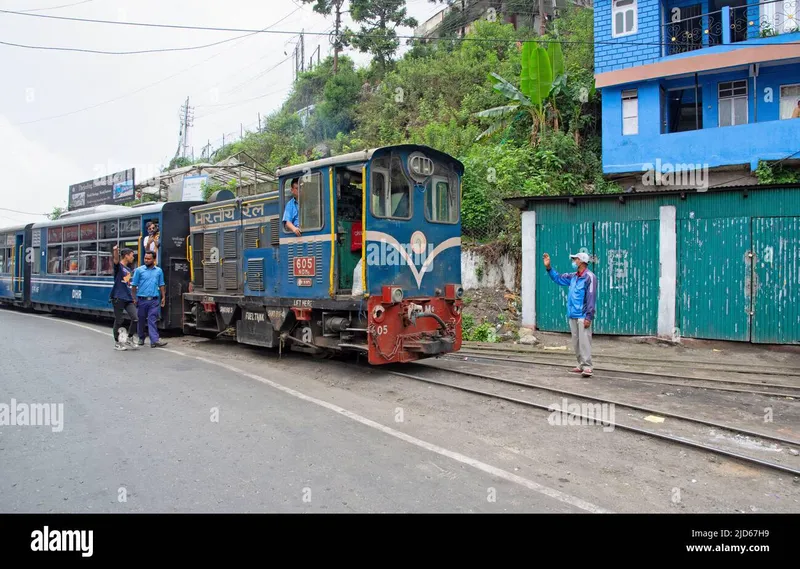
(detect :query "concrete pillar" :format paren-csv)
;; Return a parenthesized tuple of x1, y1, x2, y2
(657, 205, 677, 339)
(521, 210, 536, 328)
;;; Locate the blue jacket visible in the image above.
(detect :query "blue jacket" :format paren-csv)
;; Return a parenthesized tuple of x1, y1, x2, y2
(547, 267, 597, 322)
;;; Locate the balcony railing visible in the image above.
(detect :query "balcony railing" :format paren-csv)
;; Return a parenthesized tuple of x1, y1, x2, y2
(663, 0, 799, 56)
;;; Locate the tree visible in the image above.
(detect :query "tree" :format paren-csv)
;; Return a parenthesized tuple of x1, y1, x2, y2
(474, 41, 569, 144)
(345, 0, 418, 74)
(301, 0, 347, 73)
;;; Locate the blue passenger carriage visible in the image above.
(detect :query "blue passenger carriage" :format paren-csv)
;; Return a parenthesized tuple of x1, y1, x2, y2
(183, 144, 465, 364)
(0, 224, 31, 306)
(19, 201, 200, 329)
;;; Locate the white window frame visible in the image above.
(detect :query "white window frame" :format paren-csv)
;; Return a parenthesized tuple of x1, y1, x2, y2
(718, 80, 748, 127)
(779, 83, 800, 120)
(612, 0, 638, 38)
(622, 89, 639, 135)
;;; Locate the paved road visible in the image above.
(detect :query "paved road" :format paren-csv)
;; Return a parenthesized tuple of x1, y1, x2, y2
(0, 310, 586, 513)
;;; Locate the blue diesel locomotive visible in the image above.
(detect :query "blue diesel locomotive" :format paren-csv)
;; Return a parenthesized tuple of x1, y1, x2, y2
(182, 144, 465, 364)
(0, 144, 465, 365)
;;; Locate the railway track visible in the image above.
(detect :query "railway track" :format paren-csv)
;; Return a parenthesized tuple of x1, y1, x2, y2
(383, 360, 800, 477)
(445, 351, 800, 398)
(459, 343, 800, 376)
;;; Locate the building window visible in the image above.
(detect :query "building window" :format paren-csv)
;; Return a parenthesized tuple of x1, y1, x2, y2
(612, 0, 637, 38)
(718, 80, 748, 127)
(780, 84, 800, 119)
(622, 89, 638, 135)
(665, 87, 702, 132)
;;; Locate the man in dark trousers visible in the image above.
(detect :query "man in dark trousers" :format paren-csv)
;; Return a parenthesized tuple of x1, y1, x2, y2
(131, 251, 168, 348)
(110, 245, 139, 351)
(542, 251, 597, 377)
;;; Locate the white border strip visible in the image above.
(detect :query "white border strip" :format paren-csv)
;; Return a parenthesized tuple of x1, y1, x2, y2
(5, 311, 611, 514)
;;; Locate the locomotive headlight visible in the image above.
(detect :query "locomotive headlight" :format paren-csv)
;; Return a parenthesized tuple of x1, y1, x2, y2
(382, 286, 404, 304)
(445, 284, 463, 301)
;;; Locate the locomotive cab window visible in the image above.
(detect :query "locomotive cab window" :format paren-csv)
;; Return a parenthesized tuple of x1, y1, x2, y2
(425, 171, 459, 224)
(370, 155, 411, 220)
(282, 173, 323, 233)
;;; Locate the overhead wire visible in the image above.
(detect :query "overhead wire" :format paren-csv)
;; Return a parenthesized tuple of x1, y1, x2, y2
(1, 7, 305, 128)
(19, 0, 95, 12)
(3, 7, 798, 48)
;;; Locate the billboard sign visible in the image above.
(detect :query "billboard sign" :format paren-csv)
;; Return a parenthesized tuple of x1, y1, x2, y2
(68, 168, 136, 210)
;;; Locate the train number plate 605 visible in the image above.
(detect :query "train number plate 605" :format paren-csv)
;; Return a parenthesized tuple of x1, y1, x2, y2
(293, 256, 316, 276)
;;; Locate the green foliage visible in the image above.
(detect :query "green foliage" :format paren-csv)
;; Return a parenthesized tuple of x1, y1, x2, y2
(345, 0, 418, 74)
(191, 6, 611, 254)
(755, 160, 800, 185)
(461, 313, 498, 342)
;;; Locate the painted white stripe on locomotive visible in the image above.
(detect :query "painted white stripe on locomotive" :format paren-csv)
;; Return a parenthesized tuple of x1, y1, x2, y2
(7, 311, 612, 515)
(280, 234, 331, 245)
(365, 231, 461, 289)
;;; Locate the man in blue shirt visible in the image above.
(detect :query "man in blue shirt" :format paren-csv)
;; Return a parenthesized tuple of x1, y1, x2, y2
(283, 178, 301, 237)
(110, 245, 139, 351)
(131, 251, 168, 348)
(543, 251, 597, 377)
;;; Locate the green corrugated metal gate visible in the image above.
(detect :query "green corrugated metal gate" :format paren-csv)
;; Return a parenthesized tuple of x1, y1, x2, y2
(528, 187, 800, 344)
(678, 216, 800, 344)
(536, 220, 659, 335)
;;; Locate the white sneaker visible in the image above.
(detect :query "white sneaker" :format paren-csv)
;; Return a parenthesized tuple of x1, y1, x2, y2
(114, 342, 128, 351)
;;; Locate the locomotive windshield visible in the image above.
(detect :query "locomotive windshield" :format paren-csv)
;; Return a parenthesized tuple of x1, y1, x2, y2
(370, 151, 459, 222)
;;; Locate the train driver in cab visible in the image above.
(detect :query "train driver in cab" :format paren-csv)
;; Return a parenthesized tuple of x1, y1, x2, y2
(283, 177, 301, 237)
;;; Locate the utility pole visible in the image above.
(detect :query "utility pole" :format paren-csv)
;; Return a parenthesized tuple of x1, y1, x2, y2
(179, 96, 194, 159)
(300, 29, 305, 74)
(539, 0, 547, 35)
(333, 0, 342, 74)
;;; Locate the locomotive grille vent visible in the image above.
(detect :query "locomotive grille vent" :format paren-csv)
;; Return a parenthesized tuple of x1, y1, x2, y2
(244, 227, 259, 249)
(246, 258, 264, 292)
(223, 261, 238, 291)
(203, 231, 218, 290)
(315, 241, 323, 283)
(223, 230, 237, 259)
(204, 266, 218, 290)
(270, 221, 279, 246)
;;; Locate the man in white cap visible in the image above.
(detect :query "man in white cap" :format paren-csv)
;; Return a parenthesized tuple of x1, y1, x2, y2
(542, 251, 597, 377)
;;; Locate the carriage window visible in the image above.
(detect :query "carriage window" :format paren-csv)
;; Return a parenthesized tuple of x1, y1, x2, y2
(371, 155, 412, 220)
(31, 247, 40, 274)
(119, 217, 141, 238)
(425, 177, 459, 224)
(63, 244, 79, 274)
(47, 245, 62, 274)
(79, 242, 98, 276)
(98, 242, 115, 276)
(99, 220, 118, 240)
(48, 227, 62, 243)
(63, 225, 79, 243)
(0, 248, 5, 274)
(296, 173, 323, 232)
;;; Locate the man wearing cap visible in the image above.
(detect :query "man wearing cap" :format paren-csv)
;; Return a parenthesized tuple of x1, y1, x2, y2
(542, 251, 597, 377)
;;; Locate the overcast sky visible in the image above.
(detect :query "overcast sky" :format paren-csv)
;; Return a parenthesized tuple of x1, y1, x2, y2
(0, 0, 443, 227)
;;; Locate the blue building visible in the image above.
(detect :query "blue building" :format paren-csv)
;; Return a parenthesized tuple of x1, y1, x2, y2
(594, 0, 800, 189)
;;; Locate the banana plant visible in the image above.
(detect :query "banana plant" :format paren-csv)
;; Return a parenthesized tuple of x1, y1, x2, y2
(474, 41, 567, 145)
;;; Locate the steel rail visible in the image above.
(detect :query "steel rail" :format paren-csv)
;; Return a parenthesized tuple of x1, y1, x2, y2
(386, 367, 800, 477)
(460, 344, 800, 375)
(448, 352, 800, 391)
(444, 354, 799, 398)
